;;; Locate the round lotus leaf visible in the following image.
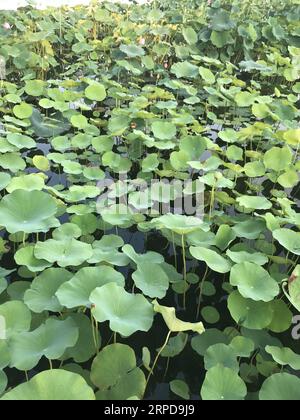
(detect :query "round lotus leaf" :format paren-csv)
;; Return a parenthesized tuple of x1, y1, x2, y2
(24, 80, 45, 96)
(235, 92, 256, 107)
(153, 300, 204, 334)
(0, 173, 11, 191)
(13, 103, 33, 119)
(91, 343, 145, 400)
(170, 380, 190, 400)
(34, 239, 93, 267)
(171, 61, 199, 79)
(215, 225, 236, 251)
(182, 26, 198, 45)
(236, 195, 272, 210)
(244, 161, 266, 178)
(154, 214, 203, 235)
(52, 223, 82, 240)
(230, 336, 255, 358)
(120, 44, 145, 58)
(90, 283, 154, 337)
(14, 245, 52, 272)
(32, 155, 50, 172)
(122, 244, 164, 265)
(83, 166, 105, 180)
(6, 174, 45, 193)
(85, 83, 107, 102)
(204, 344, 239, 372)
(89, 236, 129, 266)
(0, 301, 31, 339)
(259, 373, 300, 401)
(273, 229, 300, 256)
(9, 317, 79, 371)
(151, 121, 176, 140)
(1, 370, 95, 400)
(132, 262, 169, 299)
(228, 291, 273, 330)
(267, 299, 293, 333)
(263, 147, 293, 172)
(0, 153, 26, 172)
(71, 114, 88, 130)
(201, 365, 247, 401)
(161, 332, 188, 358)
(230, 262, 279, 302)
(199, 66, 215, 84)
(190, 246, 232, 273)
(56, 266, 125, 309)
(0, 341, 10, 370)
(70, 214, 98, 235)
(226, 249, 268, 266)
(24, 268, 73, 313)
(63, 313, 101, 363)
(142, 153, 159, 172)
(265, 346, 300, 370)
(201, 306, 220, 324)
(6, 133, 36, 149)
(0, 190, 59, 234)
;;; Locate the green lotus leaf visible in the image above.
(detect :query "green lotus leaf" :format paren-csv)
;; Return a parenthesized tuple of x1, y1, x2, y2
(263, 147, 293, 172)
(70, 114, 88, 130)
(273, 229, 300, 256)
(230, 262, 279, 302)
(0, 153, 26, 172)
(24, 80, 45, 96)
(199, 67, 215, 84)
(30, 109, 71, 138)
(201, 306, 220, 324)
(201, 365, 247, 401)
(244, 161, 266, 178)
(90, 283, 154, 337)
(0, 190, 59, 234)
(13, 103, 33, 119)
(191, 329, 230, 357)
(211, 9, 235, 31)
(122, 244, 164, 265)
(120, 44, 145, 58)
(204, 344, 239, 372)
(259, 373, 300, 401)
(34, 239, 93, 267)
(153, 300, 205, 334)
(161, 332, 188, 358)
(151, 121, 176, 140)
(6, 174, 45, 193)
(228, 291, 273, 330)
(9, 317, 79, 371)
(190, 247, 232, 273)
(91, 343, 145, 400)
(24, 268, 73, 313)
(6, 133, 36, 149)
(0, 173, 11, 191)
(132, 262, 169, 298)
(100, 205, 135, 228)
(226, 249, 268, 266)
(236, 195, 272, 210)
(32, 155, 50, 172)
(89, 235, 129, 266)
(182, 26, 198, 45)
(230, 336, 255, 358)
(0, 301, 31, 339)
(142, 153, 159, 172)
(154, 214, 203, 235)
(171, 61, 199, 79)
(215, 225, 236, 251)
(52, 223, 82, 240)
(14, 245, 52, 272)
(1, 370, 95, 400)
(56, 266, 125, 309)
(85, 82, 107, 102)
(265, 346, 300, 370)
(62, 313, 100, 363)
(268, 299, 293, 333)
(235, 92, 256, 107)
(170, 380, 190, 400)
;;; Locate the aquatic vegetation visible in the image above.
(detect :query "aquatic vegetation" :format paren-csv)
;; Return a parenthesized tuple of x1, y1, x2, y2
(0, 0, 299, 401)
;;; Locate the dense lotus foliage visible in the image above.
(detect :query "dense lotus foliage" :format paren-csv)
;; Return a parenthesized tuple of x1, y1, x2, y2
(0, 0, 299, 400)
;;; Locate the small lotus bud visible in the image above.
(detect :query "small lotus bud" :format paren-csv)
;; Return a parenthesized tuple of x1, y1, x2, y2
(139, 38, 146, 46)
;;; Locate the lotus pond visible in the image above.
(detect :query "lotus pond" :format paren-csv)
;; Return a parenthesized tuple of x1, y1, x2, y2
(0, 0, 299, 401)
